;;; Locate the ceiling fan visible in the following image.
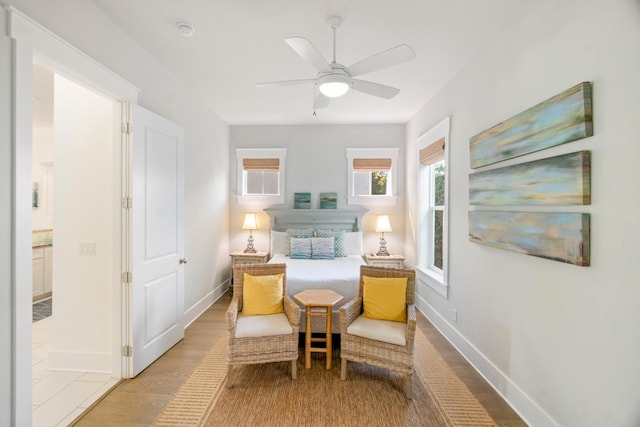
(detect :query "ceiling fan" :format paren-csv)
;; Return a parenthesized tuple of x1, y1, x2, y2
(256, 16, 416, 109)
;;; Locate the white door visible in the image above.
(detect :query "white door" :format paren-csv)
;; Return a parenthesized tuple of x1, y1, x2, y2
(128, 105, 185, 376)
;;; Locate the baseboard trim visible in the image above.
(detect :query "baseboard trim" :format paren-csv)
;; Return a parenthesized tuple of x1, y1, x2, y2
(415, 294, 558, 427)
(48, 350, 111, 373)
(183, 278, 230, 329)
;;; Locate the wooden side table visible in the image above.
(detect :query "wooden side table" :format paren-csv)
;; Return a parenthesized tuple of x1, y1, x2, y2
(363, 253, 405, 269)
(293, 289, 343, 370)
(229, 251, 269, 293)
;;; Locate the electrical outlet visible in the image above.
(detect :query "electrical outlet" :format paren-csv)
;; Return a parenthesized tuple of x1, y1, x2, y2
(452, 309, 458, 322)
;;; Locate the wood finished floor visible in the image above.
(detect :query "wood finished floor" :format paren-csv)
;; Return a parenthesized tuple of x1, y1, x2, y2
(73, 292, 526, 426)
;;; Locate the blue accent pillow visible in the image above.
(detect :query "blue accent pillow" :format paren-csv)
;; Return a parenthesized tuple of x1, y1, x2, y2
(286, 228, 314, 256)
(290, 237, 312, 259)
(311, 237, 335, 259)
(315, 229, 346, 257)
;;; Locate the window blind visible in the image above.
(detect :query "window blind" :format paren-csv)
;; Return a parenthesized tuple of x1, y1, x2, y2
(419, 137, 445, 165)
(353, 158, 392, 172)
(242, 158, 280, 171)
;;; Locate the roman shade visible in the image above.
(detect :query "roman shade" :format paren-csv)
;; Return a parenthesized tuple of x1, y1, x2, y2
(419, 137, 445, 165)
(242, 158, 280, 171)
(353, 158, 392, 171)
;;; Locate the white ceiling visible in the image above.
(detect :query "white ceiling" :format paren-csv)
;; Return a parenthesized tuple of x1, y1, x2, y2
(38, 1, 539, 126)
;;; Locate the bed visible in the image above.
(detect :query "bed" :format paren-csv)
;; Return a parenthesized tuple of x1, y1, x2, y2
(264, 207, 368, 333)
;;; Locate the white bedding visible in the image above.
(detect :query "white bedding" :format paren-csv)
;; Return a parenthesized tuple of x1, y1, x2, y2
(268, 253, 365, 332)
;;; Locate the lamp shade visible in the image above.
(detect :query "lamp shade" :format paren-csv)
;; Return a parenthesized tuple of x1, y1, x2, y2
(242, 213, 258, 230)
(375, 215, 392, 233)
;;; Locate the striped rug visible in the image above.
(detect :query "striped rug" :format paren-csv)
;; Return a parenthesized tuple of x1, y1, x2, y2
(154, 330, 497, 426)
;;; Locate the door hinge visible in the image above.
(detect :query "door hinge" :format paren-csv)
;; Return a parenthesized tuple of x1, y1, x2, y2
(122, 271, 132, 283)
(122, 122, 133, 135)
(122, 345, 133, 357)
(122, 197, 132, 209)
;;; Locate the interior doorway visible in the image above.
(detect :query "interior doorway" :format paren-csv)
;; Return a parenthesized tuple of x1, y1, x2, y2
(10, 9, 187, 424)
(10, 10, 139, 425)
(30, 60, 122, 424)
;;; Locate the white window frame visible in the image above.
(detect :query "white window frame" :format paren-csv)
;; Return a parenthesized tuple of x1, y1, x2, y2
(346, 148, 398, 206)
(236, 148, 286, 205)
(417, 118, 450, 298)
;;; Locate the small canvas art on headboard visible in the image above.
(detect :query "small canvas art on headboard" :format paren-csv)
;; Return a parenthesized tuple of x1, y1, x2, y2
(319, 192, 337, 209)
(294, 192, 311, 209)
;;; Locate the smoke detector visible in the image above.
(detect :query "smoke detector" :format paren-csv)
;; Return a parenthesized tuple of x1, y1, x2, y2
(177, 22, 195, 37)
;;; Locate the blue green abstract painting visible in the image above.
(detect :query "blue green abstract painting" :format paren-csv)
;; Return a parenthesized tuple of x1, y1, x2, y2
(470, 82, 593, 168)
(469, 211, 590, 266)
(319, 192, 337, 209)
(294, 192, 311, 209)
(469, 151, 591, 205)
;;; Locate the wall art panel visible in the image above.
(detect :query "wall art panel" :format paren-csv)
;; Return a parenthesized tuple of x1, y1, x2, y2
(469, 151, 591, 205)
(469, 82, 593, 168)
(468, 211, 590, 266)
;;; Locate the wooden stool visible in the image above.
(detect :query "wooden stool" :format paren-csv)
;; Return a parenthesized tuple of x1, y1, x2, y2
(294, 289, 343, 369)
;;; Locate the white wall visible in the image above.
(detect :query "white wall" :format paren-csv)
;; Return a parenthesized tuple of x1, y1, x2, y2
(48, 74, 117, 371)
(230, 124, 405, 258)
(405, 0, 640, 425)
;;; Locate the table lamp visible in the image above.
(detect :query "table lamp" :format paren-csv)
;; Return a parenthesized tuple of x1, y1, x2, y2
(375, 214, 392, 256)
(242, 212, 258, 253)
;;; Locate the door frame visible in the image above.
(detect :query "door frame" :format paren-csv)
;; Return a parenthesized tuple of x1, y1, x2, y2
(9, 7, 139, 424)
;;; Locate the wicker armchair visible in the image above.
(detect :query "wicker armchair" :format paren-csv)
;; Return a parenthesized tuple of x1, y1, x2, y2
(340, 265, 416, 398)
(226, 263, 300, 387)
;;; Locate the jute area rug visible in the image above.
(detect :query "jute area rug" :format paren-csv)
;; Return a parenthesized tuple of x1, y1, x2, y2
(154, 330, 498, 427)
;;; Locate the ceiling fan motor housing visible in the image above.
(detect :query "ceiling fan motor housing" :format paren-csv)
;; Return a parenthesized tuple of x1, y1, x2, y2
(317, 67, 351, 98)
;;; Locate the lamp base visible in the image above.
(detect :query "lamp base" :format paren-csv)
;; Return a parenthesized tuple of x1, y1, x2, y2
(244, 234, 257, 253)
(376, 235, 390, 256)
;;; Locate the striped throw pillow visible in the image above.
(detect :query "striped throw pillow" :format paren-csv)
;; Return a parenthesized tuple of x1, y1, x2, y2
(290, 237, 312, 259)
(315, 229, 346, 257)
(311, 237, 335, 259)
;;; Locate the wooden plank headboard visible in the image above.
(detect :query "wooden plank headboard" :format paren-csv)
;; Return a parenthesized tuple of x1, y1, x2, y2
(263, 207, 369, 231)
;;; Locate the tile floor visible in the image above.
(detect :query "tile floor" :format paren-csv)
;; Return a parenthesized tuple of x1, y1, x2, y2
(33, 298, 53, 322)
(32, 311, 119, 426)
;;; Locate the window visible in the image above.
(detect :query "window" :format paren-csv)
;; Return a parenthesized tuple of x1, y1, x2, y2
(243, 158, 279, 195)
(346, 148, 398, 206)
(353, 158, 392, 196)
(417, 118, 449, 297)
(236, 148, 286, 204)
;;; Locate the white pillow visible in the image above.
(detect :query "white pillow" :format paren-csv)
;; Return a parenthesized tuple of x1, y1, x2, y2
(270, 231, 289, 255)
(344, 231, 363, 255)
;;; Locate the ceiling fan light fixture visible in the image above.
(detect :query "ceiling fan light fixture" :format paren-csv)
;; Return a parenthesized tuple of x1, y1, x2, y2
(318, 74, 351, 98)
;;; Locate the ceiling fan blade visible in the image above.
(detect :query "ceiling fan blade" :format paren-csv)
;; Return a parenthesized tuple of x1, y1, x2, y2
(256, 78, 316, 88)
(346, 44, 415, 77)
(314, 94, 330, 109)
(285, 37, 331, 72)
(352, 79, 400, 99)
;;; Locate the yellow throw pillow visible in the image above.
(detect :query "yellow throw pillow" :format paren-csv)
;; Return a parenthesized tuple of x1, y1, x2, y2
(362, 276, 407, 322)
(242, 273, 285, 316)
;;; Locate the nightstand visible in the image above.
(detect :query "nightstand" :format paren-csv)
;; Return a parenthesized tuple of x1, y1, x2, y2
(363, 253, 405, 269)
(229, 251, 269, 292)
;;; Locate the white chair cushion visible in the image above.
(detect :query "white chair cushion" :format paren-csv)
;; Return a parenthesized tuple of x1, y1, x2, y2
(235, 313, 293, 338)
(346, 315, 407, 346)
